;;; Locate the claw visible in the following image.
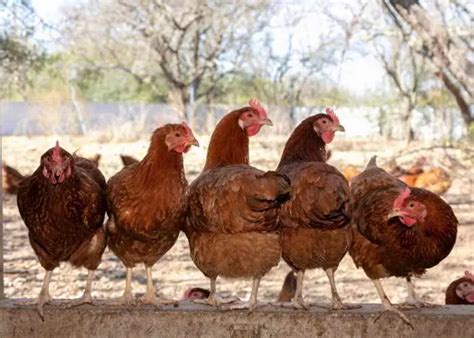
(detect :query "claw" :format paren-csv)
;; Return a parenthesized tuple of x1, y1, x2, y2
(374, 308, 414, 330)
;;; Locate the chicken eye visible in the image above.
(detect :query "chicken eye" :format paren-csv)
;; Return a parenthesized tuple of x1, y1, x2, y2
(175, 133, 181, 137)
(408, 202, 415, 208)
(322, 120, 327, 124)
(462, 282, 469, 288)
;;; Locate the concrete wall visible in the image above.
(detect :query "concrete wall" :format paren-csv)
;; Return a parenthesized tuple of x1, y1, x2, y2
(0, 300, 473, 338)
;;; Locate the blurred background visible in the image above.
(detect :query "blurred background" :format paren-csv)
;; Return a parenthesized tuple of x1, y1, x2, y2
(1, 0, 473, 304)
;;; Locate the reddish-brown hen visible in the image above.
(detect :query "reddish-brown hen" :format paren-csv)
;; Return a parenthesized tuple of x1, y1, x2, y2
(445, 271, 474, 305)
(277, 108, 352, 310)
(350, 156, 458, 325)
(17, 142, 107, 318)
(106, 123, 198, 305)
(185, 99, 290, 311)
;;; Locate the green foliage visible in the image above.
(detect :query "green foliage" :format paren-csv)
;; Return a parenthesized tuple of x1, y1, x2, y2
(76, 69, 169, 103)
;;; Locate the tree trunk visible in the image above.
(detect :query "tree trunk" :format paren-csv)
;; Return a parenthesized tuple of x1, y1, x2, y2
(387, 0, 473, 129)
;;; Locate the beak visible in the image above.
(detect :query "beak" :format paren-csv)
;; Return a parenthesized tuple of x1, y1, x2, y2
(260, 118, 273, 126)
(188, 137, 200, 147)
(334, 124, 345, 132)
(387, 209, 403, 220)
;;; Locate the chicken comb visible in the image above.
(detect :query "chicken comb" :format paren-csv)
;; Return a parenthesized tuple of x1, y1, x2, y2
(393, 187, 411, 209)
(465, 271, 474, 282)
(52, 141, 61, 162)
(180, 121, 192, 136)
(325, 107, 340, 125)
(249, 99, 268, 118)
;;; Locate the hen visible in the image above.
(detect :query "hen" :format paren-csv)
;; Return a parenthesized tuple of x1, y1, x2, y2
(445, 271, 474, 305)
(17, 142, 107, 318)
(349, 156, 458, 325)
(277, 108, 353, 310)
(185, 99, 290, 310)
(106, 123, 198, 305)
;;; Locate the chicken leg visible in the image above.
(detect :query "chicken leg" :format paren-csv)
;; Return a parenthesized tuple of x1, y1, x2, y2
(108, 267, 135, 305)
(372, 279, 413, 329)
(16, 270, 53, 320)
(315, 268, 360, 310)
(271, 270, 308, 309)
(399, 276, 439, 309)
(67, 270, 95, 307)
(226, 276, 266, 311)
(140, 266, 176, 307)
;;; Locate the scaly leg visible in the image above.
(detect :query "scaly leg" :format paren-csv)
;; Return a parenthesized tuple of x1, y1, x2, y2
(16, 270, 54, 320)
(317, 268, 360, 310)
(372, 279, 413, 329)
(67, 270, 95, 307)
(141, 266, 157, 305)
(108, 267, 135, 305)
(226, 276, 266, 311)
(399, 276, 439, 309)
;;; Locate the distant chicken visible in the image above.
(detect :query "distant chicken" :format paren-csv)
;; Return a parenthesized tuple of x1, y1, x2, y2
(185, 99, 290, 311)
(120, 154, 139, 167)
(350, 156, 458, 325)
(106, 123, 198, 305)
(17, 142, 107, 318)
(277, 108, 353, 310)
(445, 271, 474, 305)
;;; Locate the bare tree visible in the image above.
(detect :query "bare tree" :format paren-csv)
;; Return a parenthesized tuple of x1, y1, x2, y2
(383, 0, 473, 126)
(64, 0, 271, 127)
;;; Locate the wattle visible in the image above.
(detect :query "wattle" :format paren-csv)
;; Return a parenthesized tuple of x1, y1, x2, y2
(321, 131, 335, 144)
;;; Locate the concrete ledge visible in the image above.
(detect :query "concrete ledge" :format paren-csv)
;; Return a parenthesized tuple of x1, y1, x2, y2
(0, 300, 473, 338)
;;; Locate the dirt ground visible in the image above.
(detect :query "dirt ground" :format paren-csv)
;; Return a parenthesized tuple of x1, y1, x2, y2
(2, 134, 473, 305)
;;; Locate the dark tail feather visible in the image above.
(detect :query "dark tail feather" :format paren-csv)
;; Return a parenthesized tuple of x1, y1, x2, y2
(2, 163, 25, 194)
(366, 156, 378, 169)
(88, 154, 101, 167)
(120, 154, 139, 167)
(277, 271, 297, 302)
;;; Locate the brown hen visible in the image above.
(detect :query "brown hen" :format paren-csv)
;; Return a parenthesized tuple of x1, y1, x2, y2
(185, 99, 290, 311)
(106, 123, 198, 305)
(445, 271, 474, 305)
(17, 142, 107, 319)
(277, 108, 353, 310)
(350, 156, 458, 325)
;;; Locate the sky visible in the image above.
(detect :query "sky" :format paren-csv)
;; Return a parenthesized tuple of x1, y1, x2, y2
(31, 0, 386, 96)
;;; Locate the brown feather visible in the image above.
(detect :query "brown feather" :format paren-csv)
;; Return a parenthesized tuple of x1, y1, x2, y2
(17, 149, 107, 271)
(349, 159, 458, 280)
(107, 124, 187, 267)
(2, 163, 25, 194)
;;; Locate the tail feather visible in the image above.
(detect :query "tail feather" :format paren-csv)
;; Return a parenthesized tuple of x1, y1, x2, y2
(366, 156, 378, 169)
(120, 154, 139, 167)
(2, 163, 25, 194)
(277, 271, 297, 302)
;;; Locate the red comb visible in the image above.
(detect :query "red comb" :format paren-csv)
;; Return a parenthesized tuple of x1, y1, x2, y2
(52, 141, 61, 161)
(249, 99, 268, 118)
(180, 121, 192, 136)
(326, 107, 340, 125)
(393, 187, 411, 209)
(465, 271, 474, 282)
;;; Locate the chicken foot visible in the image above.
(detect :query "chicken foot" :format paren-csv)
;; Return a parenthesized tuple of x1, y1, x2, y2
(398, 276, 440, 310)
(66, 270, 96, 308)
(224, 276, 266, 312)
(193, 278, 239, 307)
(139, 266, 177, 307)
(15, 270, 53, 321)
(271, 270, 309, 310)
(108, 267, 135, 305)
(313, 268, 360, 310)
(372, 279, 414, 329)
